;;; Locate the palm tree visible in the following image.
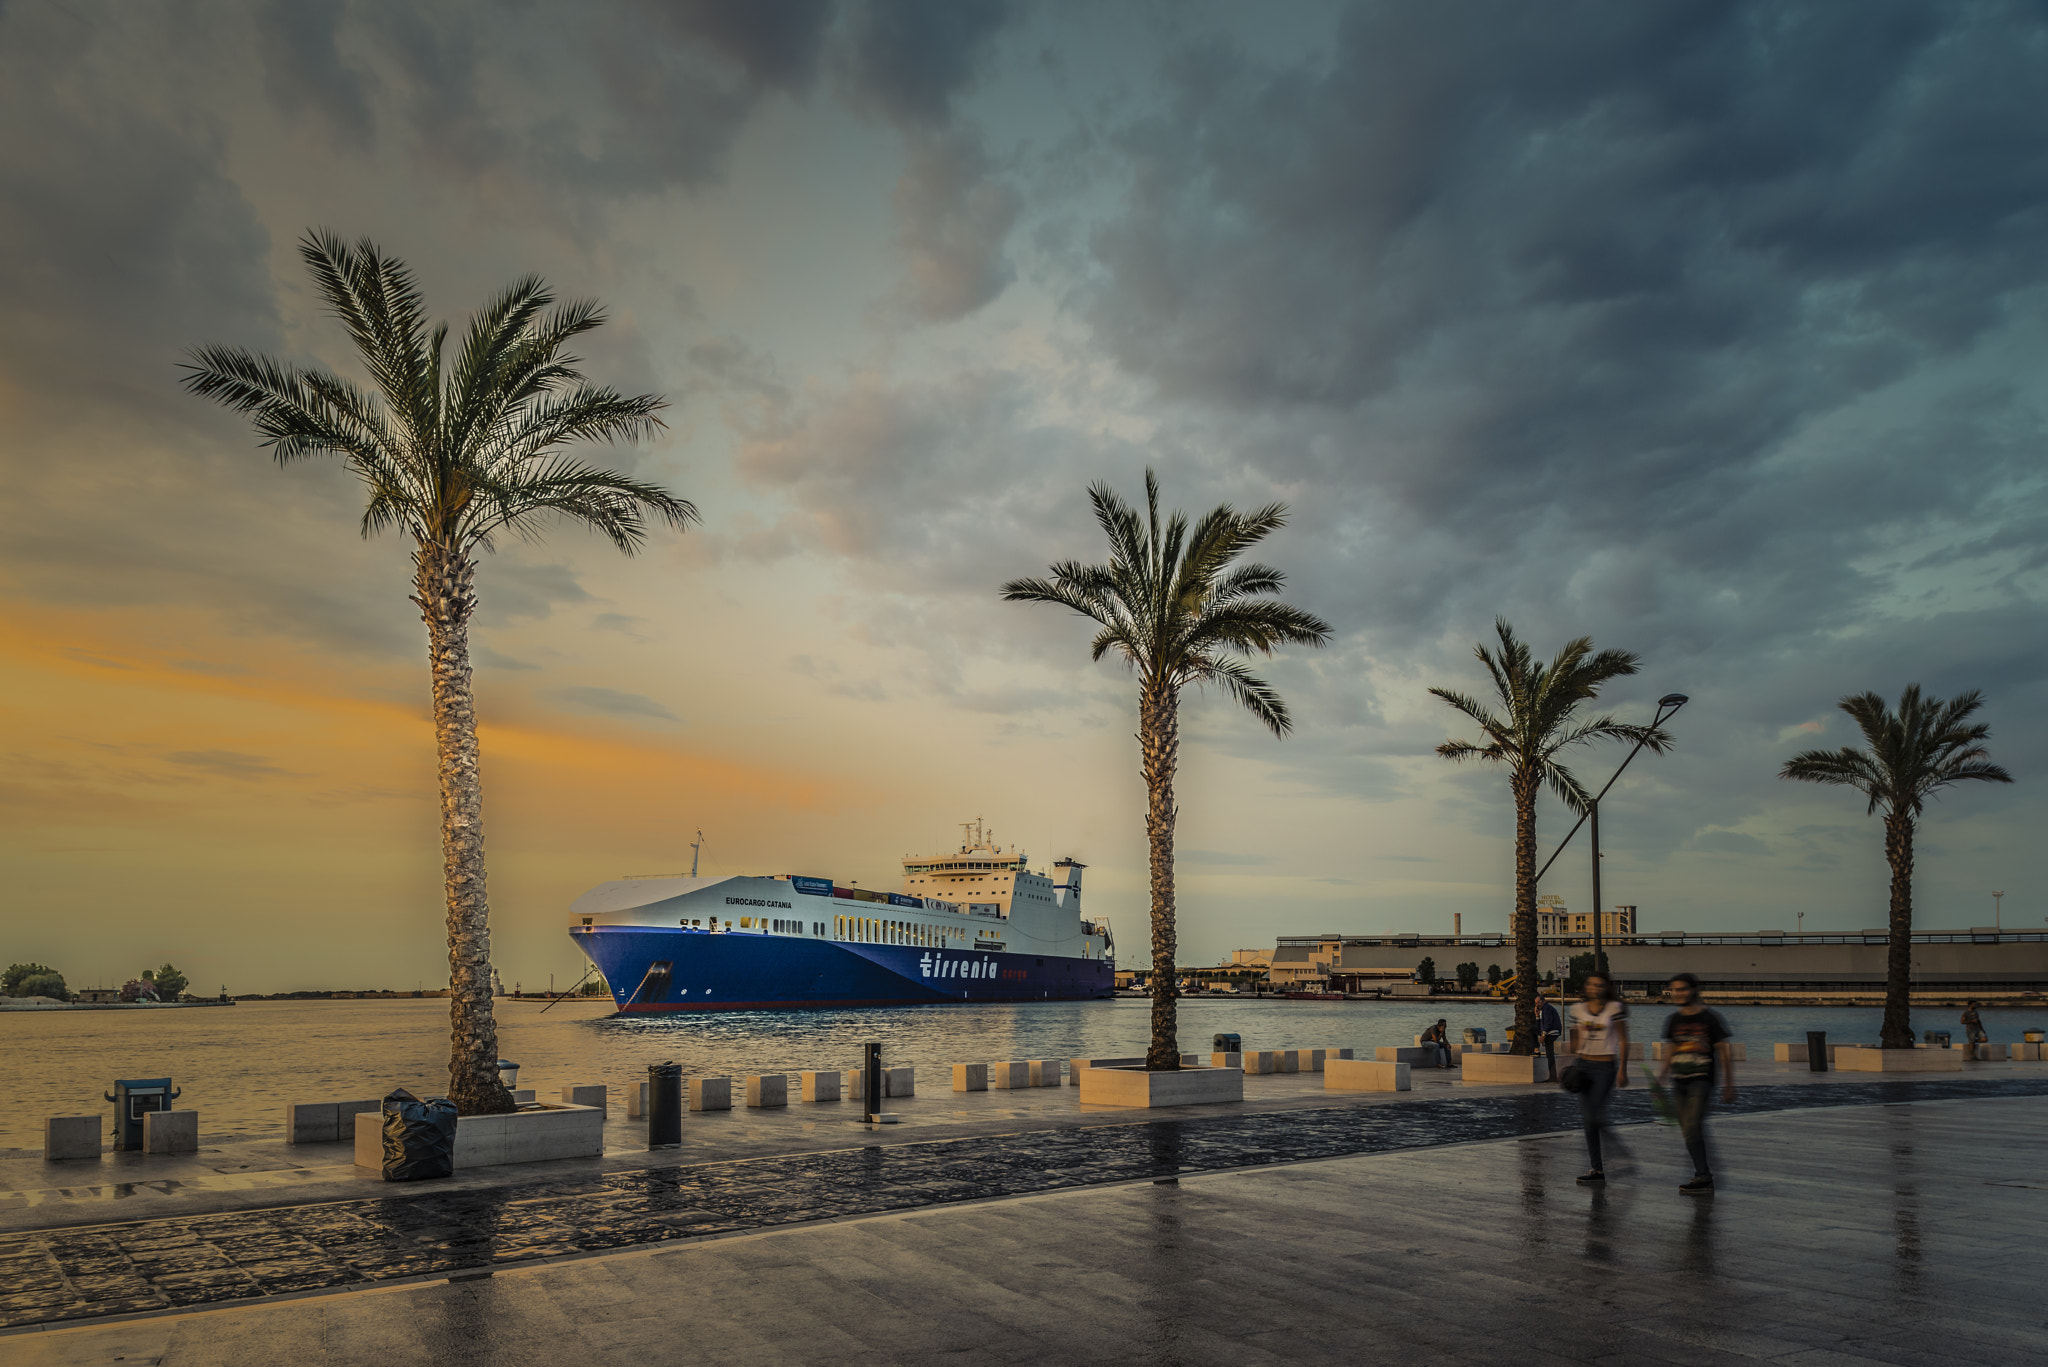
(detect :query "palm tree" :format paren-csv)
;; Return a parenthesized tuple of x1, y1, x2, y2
(1002, 471, 1331, 1070)
(1430, 621, 1667, 1055)
(1781, 686, 2011, 1049)
(184, 232, 696, 1114)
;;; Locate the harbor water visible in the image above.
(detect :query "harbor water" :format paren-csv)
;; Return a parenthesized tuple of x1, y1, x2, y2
(6, 996, 2043, 1150)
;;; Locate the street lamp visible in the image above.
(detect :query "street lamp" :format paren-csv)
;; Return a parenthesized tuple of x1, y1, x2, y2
(1993, 890, 2004, 930)
(1533, 692, 1688, 981)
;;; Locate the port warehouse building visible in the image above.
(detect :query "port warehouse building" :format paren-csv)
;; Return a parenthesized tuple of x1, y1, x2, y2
(1271, 929, 2048, 996)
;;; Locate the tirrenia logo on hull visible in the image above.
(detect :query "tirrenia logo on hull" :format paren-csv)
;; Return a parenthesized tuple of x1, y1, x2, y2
(920, 954, 998, 980)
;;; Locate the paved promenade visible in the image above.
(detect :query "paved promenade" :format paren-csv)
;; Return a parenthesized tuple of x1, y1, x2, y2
(10, 1091, 2043, 1365)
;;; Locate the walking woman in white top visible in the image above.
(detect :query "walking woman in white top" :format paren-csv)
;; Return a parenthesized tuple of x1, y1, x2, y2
(1568, 972, 1629, 1185)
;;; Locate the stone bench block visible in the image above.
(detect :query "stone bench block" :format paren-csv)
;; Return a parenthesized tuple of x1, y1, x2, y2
(1029, 1058, 1062, 1088)
(561, 1084, 607, 1115)
(1211, 1051, 1243, 1070)
(953, 1063, 988, 1092)
(989, 1061, 1031, 1089)
(1835, 1046, 1963, 1073)
(746, 1074, 788, 1107)
(2009, 1042, 2041, 1061)
(1458, 1052, 1570, 1085)
(511, 1089, 536, 1105)
(144, 1109, 198, 1155)
(799, 1070, 841, 1101)
(627, 1081, 650, 1117)
(884, 1066, 914, 1098)
(285, 1098, 380, 1144)
(1377, 1046, 1443, 1067)
(689, 1077, 732, 1111)
(1274, 1050, 1301, 1074)
(44, 1114, 101, 1160)
(1324, 1059, 1410, 1093)
(1245, 1050, 1278, 1074)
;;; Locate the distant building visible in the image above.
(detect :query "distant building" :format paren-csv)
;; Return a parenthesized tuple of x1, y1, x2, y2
(1269, 935, 1341, 988)
(1222, 948, 1272, 970)
(1534, 896, 1638, 939)
(73, 987, 119, 1004)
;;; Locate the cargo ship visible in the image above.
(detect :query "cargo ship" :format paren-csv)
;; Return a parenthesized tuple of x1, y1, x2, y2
(566, 823, 1116, 1012)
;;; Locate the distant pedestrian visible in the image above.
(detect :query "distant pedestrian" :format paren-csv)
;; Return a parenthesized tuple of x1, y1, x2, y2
(1659, 972, 1735, 1195)
(1569, 972, 1629, 1185)
(1961, 1000, 1987, 1058)
(1423, 1018, 1453, 1068)
(1536, 993, 1562, 1084)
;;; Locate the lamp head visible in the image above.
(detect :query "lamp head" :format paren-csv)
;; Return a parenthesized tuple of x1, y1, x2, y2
(1657, 693, 1689, 710)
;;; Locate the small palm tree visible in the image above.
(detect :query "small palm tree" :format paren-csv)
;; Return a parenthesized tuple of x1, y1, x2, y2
(1430, 621, 1666, 1055)
(1003, 471, 1331, 1069)
(1781, 686, 2011, 1049)
(184, 232, 696, 1113)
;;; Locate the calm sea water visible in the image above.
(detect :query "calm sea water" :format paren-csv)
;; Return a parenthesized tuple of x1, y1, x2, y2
(7, 996, 2042, 1150)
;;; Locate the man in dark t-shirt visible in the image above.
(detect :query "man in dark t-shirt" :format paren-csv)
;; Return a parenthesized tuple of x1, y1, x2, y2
(1659, 972, 1735, 1194)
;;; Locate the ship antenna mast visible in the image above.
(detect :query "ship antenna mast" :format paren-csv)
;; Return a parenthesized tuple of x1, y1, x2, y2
(690, 828, 705, 878)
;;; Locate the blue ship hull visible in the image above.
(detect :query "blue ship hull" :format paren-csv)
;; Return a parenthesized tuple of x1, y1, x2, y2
(573, 926, 1115, 1012)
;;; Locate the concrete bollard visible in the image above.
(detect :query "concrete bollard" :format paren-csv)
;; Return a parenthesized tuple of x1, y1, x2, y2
(1249, 1050, 1278, 1075)
(628, 1081, 650, 1117)
(1068, 1057, 1089, 1085)
(745, 1074, 788, 1107)
(285, 1099, 379, 1144)
(1029, 1059, 1062, 1088)
(1211, 1051, 1244, 1070)
(1308, 1049, 1327, 1072)
(989, 1061, 1031, 1089)
(561, 1084, 608, 1115)
(799, 1070, 841, 1102)
(1275, 1050, 1300, 1074)
(143, 1110, 198, 1155)
(511, 1089, 536, 1105)
(843, 1069, 864, 1100)
(883, 1066, 914, 1098)
(688, 1077, 732, 1112)
(44, 1115, 101, 1161)
(953, 1063, 989, 1092)
(1331, 1048, 1354, 1060)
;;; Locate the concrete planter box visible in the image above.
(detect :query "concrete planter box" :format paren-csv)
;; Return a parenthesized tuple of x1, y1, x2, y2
(353, 1103, 604, 1170)
(1458, 1052, 1570, 1085)
(1836, 1046, 1963, 1073)
(1078, 1065, 1243, 1109)
(1069, 1056, 1144, 1085)
(1324, 1060, 1409, 1093)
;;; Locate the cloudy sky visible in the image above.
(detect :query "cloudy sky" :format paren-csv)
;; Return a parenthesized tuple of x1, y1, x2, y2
(4, 0, 2046, 993)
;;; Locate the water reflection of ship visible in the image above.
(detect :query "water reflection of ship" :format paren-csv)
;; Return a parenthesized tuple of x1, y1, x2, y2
(566, 824, 1115, 1012)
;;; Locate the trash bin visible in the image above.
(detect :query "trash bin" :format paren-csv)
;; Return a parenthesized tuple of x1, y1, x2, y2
(379, 1088, 457, 1181)
(1213, 1032, 1242, 1052)
(1806, 1030, 1828, 1072)
(647, 1061, 683, 1149)
(103, 1078, 179, 1152)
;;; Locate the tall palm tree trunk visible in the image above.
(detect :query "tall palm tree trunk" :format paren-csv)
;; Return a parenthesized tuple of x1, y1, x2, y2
(1141, 680, 1181, 1070)
(1881, 814, 1915, 1049)
(414, 542, 514, 1115)
(1510, 772, 1539, 1055)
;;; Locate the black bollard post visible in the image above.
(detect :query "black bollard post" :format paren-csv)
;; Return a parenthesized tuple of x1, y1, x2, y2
(1806, 1030, 1827, 1073)
(864, 1041, 882, 1123)
(647, 1061, 683, 1148)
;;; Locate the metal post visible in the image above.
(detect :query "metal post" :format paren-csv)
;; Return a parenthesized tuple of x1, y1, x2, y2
(1590, 799, 1604, 980)
(647, 1061, 682, 1148)
(864, 1041, 882, 1123)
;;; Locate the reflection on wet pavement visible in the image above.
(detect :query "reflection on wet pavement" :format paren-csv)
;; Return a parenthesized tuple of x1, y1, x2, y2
(2, 1074, 2042, 1330)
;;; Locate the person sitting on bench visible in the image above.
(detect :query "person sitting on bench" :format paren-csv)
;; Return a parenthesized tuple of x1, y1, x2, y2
(1422, 1019, 1453, 1069)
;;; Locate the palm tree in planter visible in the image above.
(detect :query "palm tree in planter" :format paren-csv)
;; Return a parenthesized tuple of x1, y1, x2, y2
(184, 232, 696, 1113)
(1781, 685, 2011, 1049)
(1002, 470, 1331, 1070)
(1430, 621, 1668, 1055)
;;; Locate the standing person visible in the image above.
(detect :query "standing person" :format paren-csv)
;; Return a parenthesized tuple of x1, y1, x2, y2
(1960, 1000, 1987, 1059)
(1535, 992, 1563, 1084)
(1568, 972, 1629, 1185)
(1422, 1019, 1453, 1069)
(1658, 972, 1735, 1194)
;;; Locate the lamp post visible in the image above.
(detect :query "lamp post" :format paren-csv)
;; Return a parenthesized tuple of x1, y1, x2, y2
(1993, 890, 2004, 930)
(1532, 693, 1689, 981)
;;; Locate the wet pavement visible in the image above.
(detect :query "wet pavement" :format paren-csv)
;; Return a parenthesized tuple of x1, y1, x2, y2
(3, 1074, 2044, 1332)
